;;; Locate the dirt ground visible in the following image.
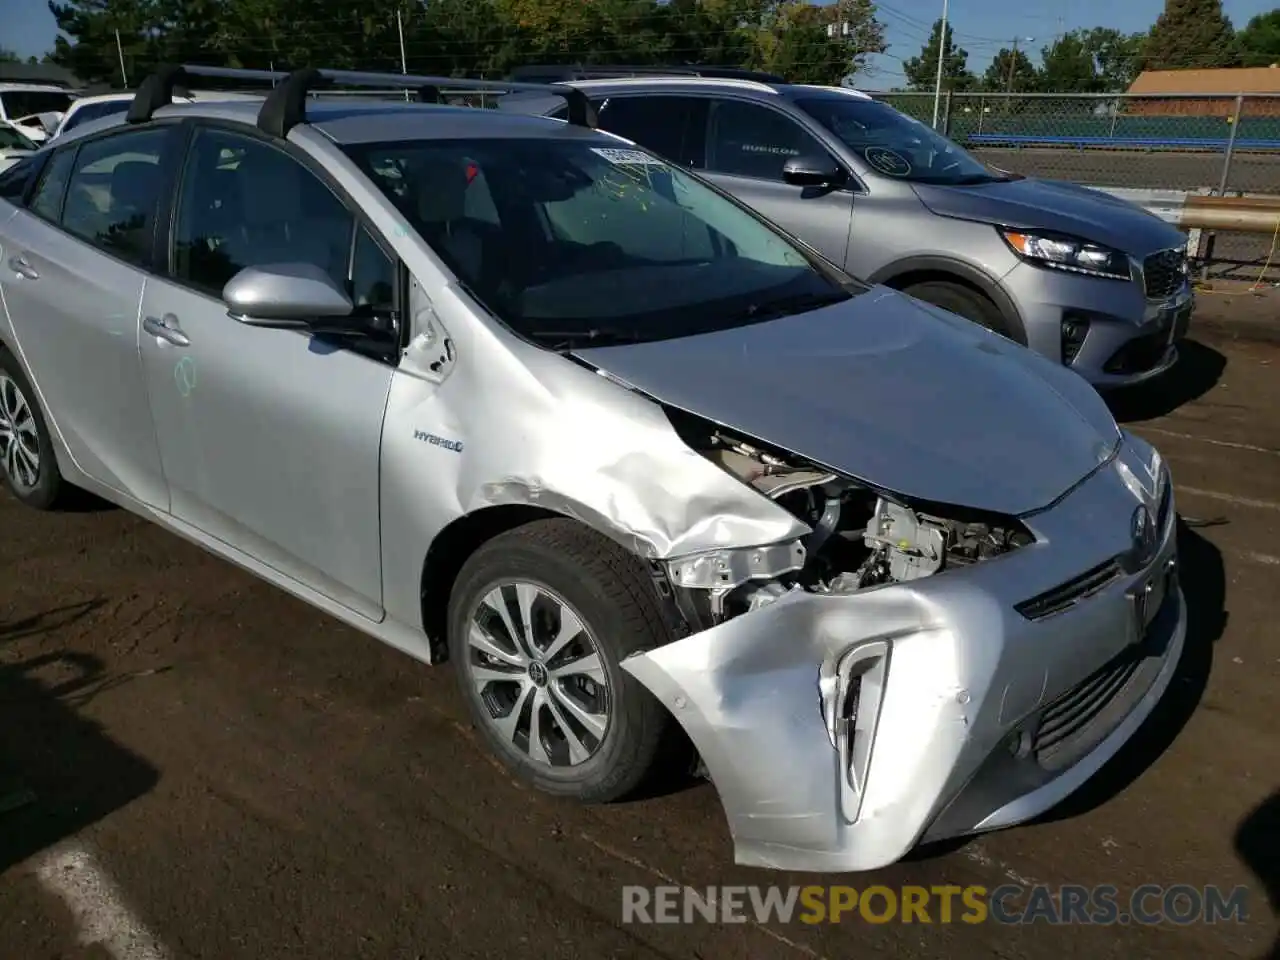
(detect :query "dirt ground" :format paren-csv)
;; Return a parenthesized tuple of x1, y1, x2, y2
(1, 298, 1279, 960)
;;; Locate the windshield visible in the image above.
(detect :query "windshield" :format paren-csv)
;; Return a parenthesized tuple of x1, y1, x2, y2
(797, 97, 1010, 186)
(62, 99, 130, 133)
(345, 137, 860, 347)
(1, 90, 74, 121)
(0, 124, 36, 150)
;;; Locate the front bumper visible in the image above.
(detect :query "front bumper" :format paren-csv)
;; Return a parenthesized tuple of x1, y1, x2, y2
(622, 443, 1184, 873)
(1002, 261, 1194, 390)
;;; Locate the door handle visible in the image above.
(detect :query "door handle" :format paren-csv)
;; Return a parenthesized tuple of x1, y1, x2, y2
(143, 314, 190, 347)
(8, 255, 38, 280)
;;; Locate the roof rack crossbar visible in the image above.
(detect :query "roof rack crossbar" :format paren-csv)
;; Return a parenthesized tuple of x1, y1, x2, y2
(127, 64, 284, 124)
(129, 63, 600, 136)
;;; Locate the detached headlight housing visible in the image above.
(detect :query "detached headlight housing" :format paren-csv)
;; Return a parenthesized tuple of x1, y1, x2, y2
(999, 228, 1132, 281)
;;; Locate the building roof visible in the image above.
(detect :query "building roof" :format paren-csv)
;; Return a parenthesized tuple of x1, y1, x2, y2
(1128, 66, 1280, 96)
(0, 62, 80, 87)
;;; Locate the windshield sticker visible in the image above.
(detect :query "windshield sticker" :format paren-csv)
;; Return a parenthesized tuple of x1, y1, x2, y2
(591, 147, 664, 166)
(864, 147, 911, 177)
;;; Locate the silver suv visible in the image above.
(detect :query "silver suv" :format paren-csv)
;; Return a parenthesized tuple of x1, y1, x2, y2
(500, 77, 1195, 389)
(0, 65, 1184, 873)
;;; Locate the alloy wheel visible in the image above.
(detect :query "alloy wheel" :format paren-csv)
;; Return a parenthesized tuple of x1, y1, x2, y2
(0, 373, 41, 491)
(466, 580, 612, 768)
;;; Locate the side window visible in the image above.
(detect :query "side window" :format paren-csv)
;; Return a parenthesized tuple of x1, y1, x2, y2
(706, 100, 830, 181)
(173, 127, 354, 297)
(27, 148, 76, 220)
(351, 225, 395, 312)
(595, 96, 703, 166)
(60, 128, 169, 265)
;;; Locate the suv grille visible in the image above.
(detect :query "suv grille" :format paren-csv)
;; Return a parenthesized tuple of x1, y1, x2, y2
(1143, 249, 1187, 301)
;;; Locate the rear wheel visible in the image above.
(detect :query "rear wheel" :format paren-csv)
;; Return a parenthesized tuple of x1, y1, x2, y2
(0, 348, 63, 510)
(903, 280, 1011, 340)
(447, 518, 676, 803)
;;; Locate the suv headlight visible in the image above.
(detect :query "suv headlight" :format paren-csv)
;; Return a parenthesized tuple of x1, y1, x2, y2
(999, 228, 1132, 281)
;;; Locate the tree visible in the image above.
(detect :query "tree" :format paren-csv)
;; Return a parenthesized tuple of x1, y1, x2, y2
(0, 48, 21, 63)
(754, 0, 886, 86)
(902, 18, 975, 92)
(1237, 10, 1280, 67)
(1141, 0, 1238, 71)
(1040, 31, 1103, 93)
(1080, 27, 1146, 91)
(982, 47, 1036, 93)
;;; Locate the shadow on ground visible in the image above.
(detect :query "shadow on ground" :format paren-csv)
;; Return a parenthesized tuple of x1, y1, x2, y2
(1236, 792, 1280, 960)
(0, 603, 159, 873)
(1107, 340, 1228, 423)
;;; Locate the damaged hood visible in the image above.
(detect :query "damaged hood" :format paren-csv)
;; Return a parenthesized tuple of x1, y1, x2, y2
(912, 177, 1186, 256)
(573, 288, 1120, 517)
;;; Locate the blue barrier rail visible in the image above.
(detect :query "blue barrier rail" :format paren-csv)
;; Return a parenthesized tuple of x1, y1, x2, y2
(962, 133, 1280, 150)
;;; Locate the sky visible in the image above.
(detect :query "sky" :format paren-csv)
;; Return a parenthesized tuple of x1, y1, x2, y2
(0, 0, 1274, 87)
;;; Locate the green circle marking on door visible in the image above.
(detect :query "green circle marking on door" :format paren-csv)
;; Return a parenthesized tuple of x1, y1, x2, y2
(174, 356, 197, 398)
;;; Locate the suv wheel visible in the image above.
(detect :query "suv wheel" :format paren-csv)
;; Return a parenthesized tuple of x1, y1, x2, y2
(904, 281, 1010, 340)
(447, 518, 676, 803)
(0, 348, 64, 510)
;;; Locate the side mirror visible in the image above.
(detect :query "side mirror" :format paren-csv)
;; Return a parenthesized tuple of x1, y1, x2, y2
(782, 155, 845, 188)
(223, 263, 354, 329)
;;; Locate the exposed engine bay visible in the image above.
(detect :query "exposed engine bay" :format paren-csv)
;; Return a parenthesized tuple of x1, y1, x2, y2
(664, 411, 1035, 628)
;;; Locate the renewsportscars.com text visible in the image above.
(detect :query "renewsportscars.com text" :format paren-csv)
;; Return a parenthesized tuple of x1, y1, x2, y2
(621, 884, 1251, 926)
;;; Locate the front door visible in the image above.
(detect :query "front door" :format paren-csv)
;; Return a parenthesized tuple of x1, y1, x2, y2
(138, 124, 398, 619)
(593, 93, 857, 268)
(0, 126, 178, 509)
(698, 98, 856, 268)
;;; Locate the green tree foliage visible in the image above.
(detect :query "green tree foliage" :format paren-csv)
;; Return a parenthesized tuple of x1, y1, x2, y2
(1237, 9, 1280, 67)
(1039, 32, 1105, 93)
(981, 47, 1037, 93)
(1080, 27, 1147, 91)
(44, 0, 883, 86)
(903, 18, 976, 92)
(1141, 0, 1239, 70)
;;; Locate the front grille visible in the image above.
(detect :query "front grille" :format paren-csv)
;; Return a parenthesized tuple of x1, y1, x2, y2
(1014, 558, 1123, 621)
(1143, 248, 1187, 301)
(1033, 647, 1145, 771)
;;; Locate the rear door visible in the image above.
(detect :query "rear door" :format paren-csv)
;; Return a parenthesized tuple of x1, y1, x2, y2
(0, 125, 181, 509)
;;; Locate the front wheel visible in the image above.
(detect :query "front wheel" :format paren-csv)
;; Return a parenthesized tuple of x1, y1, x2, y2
(903, 280, 1010, 340)
(0, 348, 64, 510)
(447, 518, 676, 803)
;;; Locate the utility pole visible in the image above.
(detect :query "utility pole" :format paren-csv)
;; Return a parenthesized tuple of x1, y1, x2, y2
(931, 0, 949, 129)
(396, 8, 408, 75)
(115, 29, 128, 88)
(1005, 36, 1033, 93)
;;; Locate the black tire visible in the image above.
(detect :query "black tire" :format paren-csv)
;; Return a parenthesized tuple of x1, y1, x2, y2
(447, 518, 677, 803)
(0, 347, 64, 510)
(903, 280, 1012, 340)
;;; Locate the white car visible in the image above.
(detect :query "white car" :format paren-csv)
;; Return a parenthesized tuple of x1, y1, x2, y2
(0, 121, 37, 172)
(0, 83, 76, 143)
(52, 89, 267, 140)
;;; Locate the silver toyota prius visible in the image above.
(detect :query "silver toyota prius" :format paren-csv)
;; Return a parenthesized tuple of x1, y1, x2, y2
(0, 66, 1185, 873)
